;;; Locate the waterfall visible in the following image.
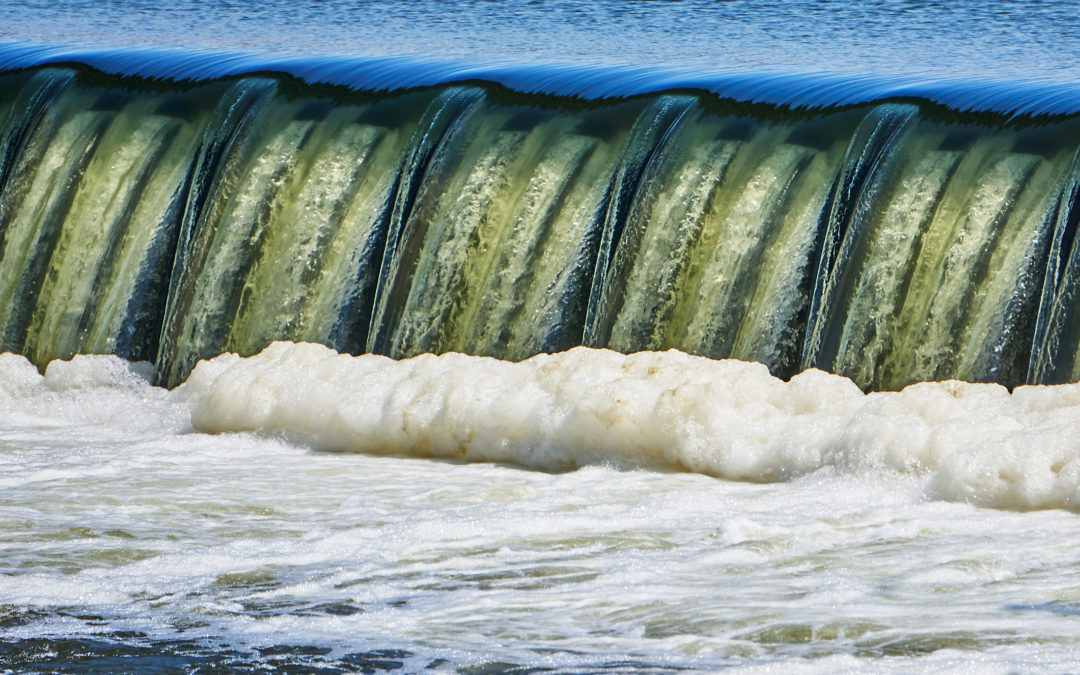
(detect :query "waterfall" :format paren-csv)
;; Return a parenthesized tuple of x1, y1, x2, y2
(2, 66, 1080, 389)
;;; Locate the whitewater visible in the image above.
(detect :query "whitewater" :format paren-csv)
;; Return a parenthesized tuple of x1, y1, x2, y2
(3, 344, 1080, 670)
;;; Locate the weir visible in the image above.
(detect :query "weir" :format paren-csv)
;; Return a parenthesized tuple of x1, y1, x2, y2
(2, 65, 1080, 389)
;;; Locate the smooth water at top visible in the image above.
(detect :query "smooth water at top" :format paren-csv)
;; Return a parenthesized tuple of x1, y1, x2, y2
(4, 1, 1080, 111)
(0, 0, 1071, 77)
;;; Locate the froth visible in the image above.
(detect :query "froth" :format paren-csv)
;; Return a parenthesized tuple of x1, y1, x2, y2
(0, 352, 179, 434)
(179, 342, 1080, 511)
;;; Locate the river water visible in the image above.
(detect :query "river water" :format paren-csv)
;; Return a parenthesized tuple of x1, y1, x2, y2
(3, 1, 1080, 672)
(2, 347, 1080, 671)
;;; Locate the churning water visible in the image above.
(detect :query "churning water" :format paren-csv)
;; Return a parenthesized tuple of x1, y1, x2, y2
(4, 1, 1080, 672)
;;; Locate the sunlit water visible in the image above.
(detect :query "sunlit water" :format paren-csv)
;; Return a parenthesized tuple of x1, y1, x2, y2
(4, 1, 1080, 111)
(2, 0, 1078, 81)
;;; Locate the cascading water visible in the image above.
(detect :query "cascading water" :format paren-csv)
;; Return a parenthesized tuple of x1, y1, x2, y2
(2, 66, 1080, 389)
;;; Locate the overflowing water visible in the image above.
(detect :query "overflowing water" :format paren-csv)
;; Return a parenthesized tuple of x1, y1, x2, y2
(2, 72, 1080, 389)
(5, 0, 1080, 672)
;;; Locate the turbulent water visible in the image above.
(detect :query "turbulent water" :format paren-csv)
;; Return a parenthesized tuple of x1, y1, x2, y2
(5, 347, 1080, 672)
(5, 0, 1080, 672)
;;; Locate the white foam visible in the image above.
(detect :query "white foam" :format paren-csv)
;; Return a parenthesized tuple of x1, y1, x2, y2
(0, 351, 44, 401)
(0, 351, 153, 396)
(5, 345, 1080, 668)
(0, 352, 181, 436)
(177, 341, 1080, 510)
(42, 353, 154, 390)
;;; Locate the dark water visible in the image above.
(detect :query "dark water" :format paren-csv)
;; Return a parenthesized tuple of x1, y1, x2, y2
(0, 637, 414, 674)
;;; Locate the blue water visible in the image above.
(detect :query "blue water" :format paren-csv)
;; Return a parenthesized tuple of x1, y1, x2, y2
(3, 1, 1080, 113)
